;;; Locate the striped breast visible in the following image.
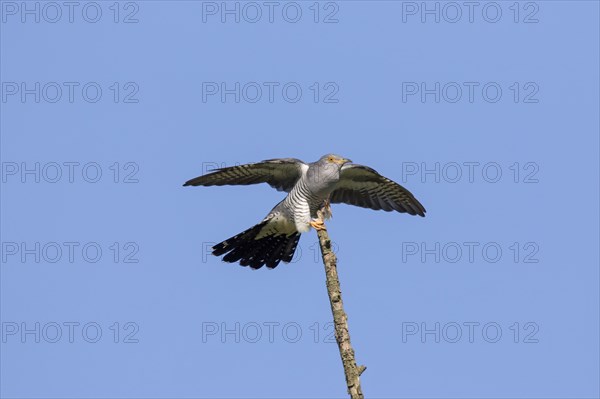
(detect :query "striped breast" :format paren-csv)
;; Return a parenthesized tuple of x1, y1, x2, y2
(284, 176, 322, 233)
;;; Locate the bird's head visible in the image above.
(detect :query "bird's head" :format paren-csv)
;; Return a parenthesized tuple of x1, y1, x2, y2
(310, 154, 352, 189)
(320, 154, 352, 166)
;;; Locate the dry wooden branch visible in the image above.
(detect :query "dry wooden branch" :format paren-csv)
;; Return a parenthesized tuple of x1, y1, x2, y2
(316, 210, 366, 399)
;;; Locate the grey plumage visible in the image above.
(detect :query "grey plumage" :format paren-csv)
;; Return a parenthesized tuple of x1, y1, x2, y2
(183, 158, 304, 192)
(330, 164, 426, 216)
(184, 154, 426, 269)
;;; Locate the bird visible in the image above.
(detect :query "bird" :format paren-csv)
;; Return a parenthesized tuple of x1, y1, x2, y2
(184, 154, 426, 269)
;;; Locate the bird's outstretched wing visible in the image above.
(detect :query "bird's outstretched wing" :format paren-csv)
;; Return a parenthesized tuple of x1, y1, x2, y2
(330, 164, 426, 216)
(183, 158, 307, 192)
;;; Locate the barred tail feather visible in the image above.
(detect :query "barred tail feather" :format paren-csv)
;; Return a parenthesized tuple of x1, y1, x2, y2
(212, 221, 300, 269)
(212, 221, 268, 256)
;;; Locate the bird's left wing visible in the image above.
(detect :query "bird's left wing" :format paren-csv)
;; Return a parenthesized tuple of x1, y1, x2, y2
(330, 164, 426, 216)
(183, 158, 307, 192)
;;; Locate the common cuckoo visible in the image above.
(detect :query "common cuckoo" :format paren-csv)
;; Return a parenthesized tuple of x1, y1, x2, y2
(184, 154, 426, 269)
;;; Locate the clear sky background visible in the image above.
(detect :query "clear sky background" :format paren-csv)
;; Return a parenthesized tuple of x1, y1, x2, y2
(1, 1, 599, 398)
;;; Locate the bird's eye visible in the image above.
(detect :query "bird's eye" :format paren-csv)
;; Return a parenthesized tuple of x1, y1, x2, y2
(328, 156, 334, 162)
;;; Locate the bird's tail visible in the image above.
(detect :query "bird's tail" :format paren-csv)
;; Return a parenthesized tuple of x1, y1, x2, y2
(212, 221, 301, 269)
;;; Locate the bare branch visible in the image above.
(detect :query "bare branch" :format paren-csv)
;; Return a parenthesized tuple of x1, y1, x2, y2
(316, 210, 366, 399)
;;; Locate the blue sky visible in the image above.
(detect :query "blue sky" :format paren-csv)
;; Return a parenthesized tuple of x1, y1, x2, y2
(1, 1, 599, 398)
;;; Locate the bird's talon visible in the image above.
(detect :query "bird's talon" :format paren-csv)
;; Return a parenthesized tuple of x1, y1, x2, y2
(310, 220, 326, 231)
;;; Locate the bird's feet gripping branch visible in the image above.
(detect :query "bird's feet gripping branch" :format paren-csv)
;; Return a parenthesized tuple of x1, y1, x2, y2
(310, 218, 327, 231)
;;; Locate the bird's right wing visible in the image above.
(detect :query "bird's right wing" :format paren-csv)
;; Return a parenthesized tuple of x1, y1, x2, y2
(330, 164, 426, 216)
(183, 158, 308, 192)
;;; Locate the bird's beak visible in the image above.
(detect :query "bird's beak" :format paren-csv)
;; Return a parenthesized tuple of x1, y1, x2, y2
(332, 157, 352, 165)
